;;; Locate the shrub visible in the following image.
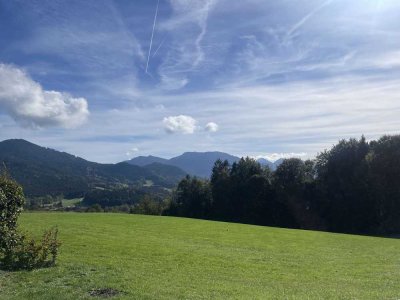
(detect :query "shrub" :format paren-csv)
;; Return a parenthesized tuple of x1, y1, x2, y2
(86, 203, 103, 212)
(0, 173, 25, 268)
(2, 227, 61, 270)
(131, 196, 163, 215)
(0, 173, 61, 270)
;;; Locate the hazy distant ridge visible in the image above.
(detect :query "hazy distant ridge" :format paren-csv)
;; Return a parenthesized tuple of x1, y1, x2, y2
(127, 152, 283, 178)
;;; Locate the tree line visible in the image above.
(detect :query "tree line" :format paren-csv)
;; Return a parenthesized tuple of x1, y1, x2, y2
(164, 135, 400, 234)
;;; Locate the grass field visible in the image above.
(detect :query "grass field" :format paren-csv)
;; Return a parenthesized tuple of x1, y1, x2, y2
(61, 198, 83, 207)
(0, 213, 399, 299)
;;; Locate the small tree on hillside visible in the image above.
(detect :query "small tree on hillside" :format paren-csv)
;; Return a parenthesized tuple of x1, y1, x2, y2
(0, 173, 61, 270)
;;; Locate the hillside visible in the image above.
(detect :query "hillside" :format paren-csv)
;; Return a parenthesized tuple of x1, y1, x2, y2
(0, 139, 186, 197)
(2, 213, 399, 299)
(143, 162, 188, 184)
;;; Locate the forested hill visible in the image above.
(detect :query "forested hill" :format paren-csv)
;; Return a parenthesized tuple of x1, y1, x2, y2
(0, 139, 186, 197)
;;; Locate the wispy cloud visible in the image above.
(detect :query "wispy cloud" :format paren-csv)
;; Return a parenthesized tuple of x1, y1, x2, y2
(16, 10, 144, 74)
(2, 0, 400, 163)
(157, 0, 217, 89)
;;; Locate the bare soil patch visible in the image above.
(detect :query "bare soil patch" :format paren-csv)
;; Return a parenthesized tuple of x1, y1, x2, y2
(89, 288, 121, 298)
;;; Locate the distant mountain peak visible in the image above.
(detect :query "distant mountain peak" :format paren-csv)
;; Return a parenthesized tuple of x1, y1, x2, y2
(127, 151, 240, 178)
(127, 155, 169, 167)
(256, 157, 283, 170)
(2, 138, 35, 146)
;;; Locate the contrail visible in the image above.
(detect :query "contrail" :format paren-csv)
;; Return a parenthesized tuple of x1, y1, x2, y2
(152, 38, 165, 58)
(287, 0, 332, 37)
(145, 0, 160, 74)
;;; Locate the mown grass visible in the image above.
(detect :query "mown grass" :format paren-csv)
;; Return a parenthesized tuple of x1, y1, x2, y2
(61, 198, 83, 207)
(1, 212, 399, 299)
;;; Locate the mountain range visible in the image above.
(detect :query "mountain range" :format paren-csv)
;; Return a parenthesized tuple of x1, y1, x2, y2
(127, 152, 283, 178)
(0, 139, 186, 197)
(0, 139, 283, 198)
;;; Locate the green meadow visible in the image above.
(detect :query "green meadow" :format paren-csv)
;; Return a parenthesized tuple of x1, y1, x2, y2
(1, 212, 399, 299)
(61, 198, 83, 208)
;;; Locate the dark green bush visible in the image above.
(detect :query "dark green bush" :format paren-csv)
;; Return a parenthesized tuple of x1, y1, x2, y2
(86, 203, 103, 212)
(131, 196, 164, 215)
(0, 173, 61, 270)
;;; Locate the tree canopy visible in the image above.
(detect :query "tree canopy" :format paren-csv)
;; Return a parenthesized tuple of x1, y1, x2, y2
(166, 135, 400, 234)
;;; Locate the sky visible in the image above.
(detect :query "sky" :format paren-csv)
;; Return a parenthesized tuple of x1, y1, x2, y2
(1, 0, 400, 163)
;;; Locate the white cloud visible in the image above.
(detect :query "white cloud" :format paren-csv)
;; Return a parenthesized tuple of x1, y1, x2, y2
(205, 122, 218, 132)
(255, 153, 308, 162)
(0, 63, 89, 128)
(163, 115, 197, 134)
(126, 147, 139, 157)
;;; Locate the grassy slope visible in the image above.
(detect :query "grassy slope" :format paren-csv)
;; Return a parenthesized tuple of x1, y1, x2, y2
(1, 213, 399, 299)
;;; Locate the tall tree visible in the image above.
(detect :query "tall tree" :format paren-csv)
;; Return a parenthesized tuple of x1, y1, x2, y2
(367, 135, 400, 233)
(274, 158, 318, 229)
(229, 157, 264, 222)
(210, 159, 232, 220)
(315, 137, 377, 233)
(171, 175, 212, 219)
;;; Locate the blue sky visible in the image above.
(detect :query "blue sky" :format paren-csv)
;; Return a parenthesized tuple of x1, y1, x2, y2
(1, 0, 400, 162)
